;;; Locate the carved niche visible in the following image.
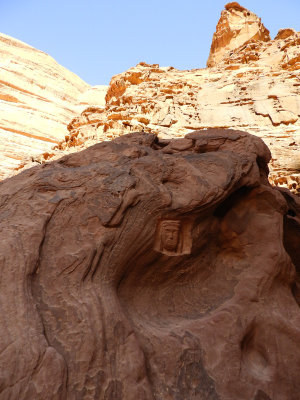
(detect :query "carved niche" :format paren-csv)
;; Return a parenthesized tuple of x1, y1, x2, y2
(154, 219, 192, 256)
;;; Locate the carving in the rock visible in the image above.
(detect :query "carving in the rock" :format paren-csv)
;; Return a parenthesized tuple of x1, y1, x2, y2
(161, 220, 181, 252)
(154, 219, 192, 256)
(159, 220, 181, 255)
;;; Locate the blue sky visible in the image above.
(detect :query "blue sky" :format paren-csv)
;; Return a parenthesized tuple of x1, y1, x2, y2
(0, 0, 299, 85)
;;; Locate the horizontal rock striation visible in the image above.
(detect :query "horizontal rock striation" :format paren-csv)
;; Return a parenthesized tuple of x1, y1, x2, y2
(0, 33, 107, 179)
(0, 130, 299, 399)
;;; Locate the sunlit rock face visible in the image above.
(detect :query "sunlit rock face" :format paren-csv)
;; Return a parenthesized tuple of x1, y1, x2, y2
(64, 21, 300, 193)
(206, 2, 271, 67)
(0, 33, 107, 179)
(1, 130, 300, 399)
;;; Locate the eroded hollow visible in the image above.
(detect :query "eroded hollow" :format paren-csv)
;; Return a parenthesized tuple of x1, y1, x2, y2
(117, 212, 233, 400)
(118, 210, 243, 325)
(284, 215, 300, 276)
(283, 214, 300, 306)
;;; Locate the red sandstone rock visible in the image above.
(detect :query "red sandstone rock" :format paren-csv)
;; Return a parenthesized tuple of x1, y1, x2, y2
(0, 129, 299, 399)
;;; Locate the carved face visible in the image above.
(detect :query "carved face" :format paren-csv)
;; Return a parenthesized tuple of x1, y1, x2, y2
(161, 222, 180, 252)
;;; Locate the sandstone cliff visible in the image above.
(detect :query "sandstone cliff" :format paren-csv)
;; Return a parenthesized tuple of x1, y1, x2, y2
(1, 130, 299, 399)
(62, 14, 300, 193)
(0, 33, 107, 179)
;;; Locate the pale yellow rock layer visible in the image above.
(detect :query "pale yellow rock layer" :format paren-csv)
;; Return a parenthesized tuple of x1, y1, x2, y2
(0, 32, 107, 179)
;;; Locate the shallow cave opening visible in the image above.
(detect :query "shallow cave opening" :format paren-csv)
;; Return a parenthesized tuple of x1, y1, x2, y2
(283, 215, 300, 273)
(281, 190, 300, 277)
(213, 186, 253, 218)
(283, 213, 300, 306)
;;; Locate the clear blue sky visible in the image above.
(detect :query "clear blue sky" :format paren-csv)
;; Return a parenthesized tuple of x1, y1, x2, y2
(1, 0, 299, 85)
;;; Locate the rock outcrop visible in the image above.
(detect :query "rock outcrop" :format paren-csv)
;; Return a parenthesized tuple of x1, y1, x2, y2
(207, 2, 271, 67)
(63, 22, 300, 193)
(0, 130, 299, 399)
(0, 33, 107, 179)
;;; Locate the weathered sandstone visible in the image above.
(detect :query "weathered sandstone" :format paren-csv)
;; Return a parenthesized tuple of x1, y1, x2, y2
(62, 22, 300, 193)
(0, 32, 107, 179)
(1, 130, 300, 399)
(207, 2, 271, 67)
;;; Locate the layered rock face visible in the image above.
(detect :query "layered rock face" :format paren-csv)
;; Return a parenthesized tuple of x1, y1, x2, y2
(1, 130, 300, 399)
(206, 2, 271, 67)
(0, 33, 107, 179)
(64, 20, 300, 193)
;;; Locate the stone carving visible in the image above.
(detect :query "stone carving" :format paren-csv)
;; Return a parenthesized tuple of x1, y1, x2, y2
(154, 219, 192, 256)
(161, 220, 181, 253)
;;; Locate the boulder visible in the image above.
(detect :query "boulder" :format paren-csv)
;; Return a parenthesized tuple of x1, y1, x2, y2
(0, 130, 299, 399)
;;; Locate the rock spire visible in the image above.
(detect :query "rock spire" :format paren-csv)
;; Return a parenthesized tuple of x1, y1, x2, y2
(207, 2, 271, 67)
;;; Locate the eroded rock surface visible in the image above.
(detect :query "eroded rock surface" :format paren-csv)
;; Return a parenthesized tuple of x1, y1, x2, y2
(1, 130, 300, 399)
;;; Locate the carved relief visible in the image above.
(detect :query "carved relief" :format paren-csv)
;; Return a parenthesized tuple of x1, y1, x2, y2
(154, 219, 192, 256)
